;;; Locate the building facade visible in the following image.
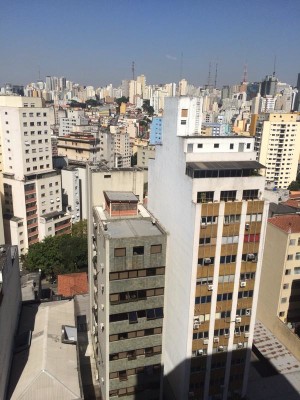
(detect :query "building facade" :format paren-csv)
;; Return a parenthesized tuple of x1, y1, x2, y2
(254, 112, 300, 189)
(88, 191, 166, 399)
(148, 97, 268, 400)
(258, 215, 300, 326)
(0, 96, 70, 254)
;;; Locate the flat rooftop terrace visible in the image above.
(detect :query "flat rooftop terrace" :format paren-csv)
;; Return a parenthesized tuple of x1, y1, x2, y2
(94, 205, 164, 239)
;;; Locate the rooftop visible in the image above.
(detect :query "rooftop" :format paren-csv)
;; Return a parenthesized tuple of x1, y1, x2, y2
(104, 191, 139, 203)
(94, 205, 164, 239)
(58, 272, 88, 297)
(9, 300, 82, 400)
(268, 214, 300, 233)
(254, 321, 300, 374)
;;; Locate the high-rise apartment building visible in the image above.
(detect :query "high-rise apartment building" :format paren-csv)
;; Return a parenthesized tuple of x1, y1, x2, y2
(88, 190, 166, 400)
(254, 113, 300, 189)
(0, 96, 71, 254)
(148, 97, 268, 400)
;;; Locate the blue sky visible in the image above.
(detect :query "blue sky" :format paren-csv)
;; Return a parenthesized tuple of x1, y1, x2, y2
(0, 0, 299, 87)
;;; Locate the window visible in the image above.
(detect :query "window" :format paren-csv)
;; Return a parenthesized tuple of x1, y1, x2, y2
(220, 190, 237, 202)
(181, 109, 188, 117)
(197, 191, 214, 203)
(296, 253, 300, 260)
(279, 311, 285, 317)
(283, 283, 289, 289)
(230, 143, 234, 149)
(202, 216, 217, 226)
(281, 297, 287, 304)
(243, 189, 259, 200)
(246, 143, 251, 149)
(181, 120, 187, 125)
(287, 254, 293, 261)
(30, 122, 34, 126)
(151, 244, 162, 254)
(285, 269, 291, 275)
(294, 267, 300, 274)
(214, 143, 219, 148)
(114, 248, 126, 257)
(198, 143, 203, 149)
(199, 237, 211, 245)
(290, 239, 296, 245)
(133, 246, 144, 255)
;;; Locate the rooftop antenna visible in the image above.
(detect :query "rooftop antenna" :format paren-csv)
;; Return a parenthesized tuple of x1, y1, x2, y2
(207, 62, 212, 88)
(214, 62, 218, 88)
(38, 65, 41, 81)
(132, 61, 135, 80)
(273, 55, 277, 76)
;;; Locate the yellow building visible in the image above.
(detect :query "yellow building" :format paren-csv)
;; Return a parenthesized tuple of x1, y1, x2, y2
(258, 214, 300, 325)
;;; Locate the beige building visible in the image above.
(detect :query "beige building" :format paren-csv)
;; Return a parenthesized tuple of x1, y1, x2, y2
(0, 96, 70, 254)
(57, 133, 100, 163)
(258, 214, 300, 325)
(254, 113, 300, 189)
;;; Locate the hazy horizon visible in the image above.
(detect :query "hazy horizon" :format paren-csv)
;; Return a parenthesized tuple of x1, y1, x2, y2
(1, 0, 299, 88)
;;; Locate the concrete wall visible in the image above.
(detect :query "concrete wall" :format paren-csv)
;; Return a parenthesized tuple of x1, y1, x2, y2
(148, 98, 197, 399)
(0, 246, 21, 400)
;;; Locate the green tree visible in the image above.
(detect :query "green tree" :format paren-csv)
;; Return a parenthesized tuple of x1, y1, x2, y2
(23, 234, 88, 277)
(288, 181, 300, 191)
(115, 96, 129, 106)
(72, 219, 88, 238)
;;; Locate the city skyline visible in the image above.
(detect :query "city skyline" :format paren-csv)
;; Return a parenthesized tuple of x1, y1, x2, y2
(1, 0, 299, 88)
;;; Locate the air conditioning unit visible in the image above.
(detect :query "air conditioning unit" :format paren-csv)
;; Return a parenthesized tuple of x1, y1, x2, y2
(207, 284, 213, 291)
(213, 337, 219, 343)
(100, 284, 104, 292)
(93, 303, 98, 310)
(101, 377, 105, 384)
(218, 346, 224, 352)
(246, 309, 251, 316)
(197, 349, 203, 356)
(203, 339, 209, 345)
(100, 323, 104, 331)
(101, 304, 104, 311)
(245, 223, 250, 230)
(194, 323, 200, 330)
(224, 332, 229, 337)
(235, 316, 242, 323)
(237, 342, 243, 349)
(240, 281, 246, 288)
(204, 258, 211, 264)
(244, 332, 250, 338)
(247, 253, 255, 261)
(100, 263, 104, 272)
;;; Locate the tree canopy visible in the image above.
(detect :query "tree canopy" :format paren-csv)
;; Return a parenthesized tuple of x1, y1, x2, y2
(288, 173, 300, 191)
(142, 100, 154, 116)
(23, 221, 88, 276)
(115, 96, 129, 106)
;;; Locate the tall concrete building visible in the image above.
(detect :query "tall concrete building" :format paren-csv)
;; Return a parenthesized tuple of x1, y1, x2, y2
(254, 113, 300, 189)
(260, 74, 278, 97)
(88, 190, 166, 400)
(148, 97, 268, 400)
(0, 96, 70, 254)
